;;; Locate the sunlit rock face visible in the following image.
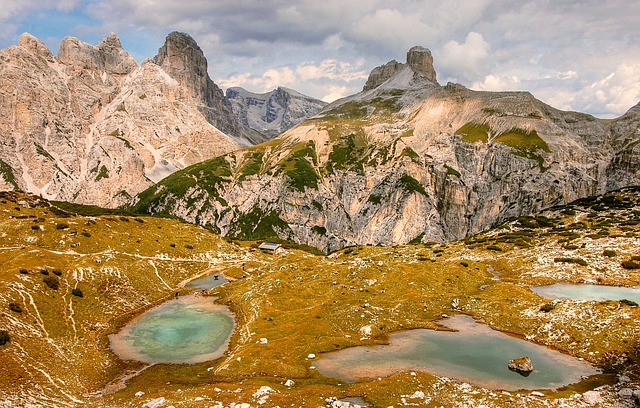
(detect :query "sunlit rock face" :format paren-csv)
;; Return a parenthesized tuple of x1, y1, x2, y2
(0, 32, 263, 207)
(133, 46, 639, 253)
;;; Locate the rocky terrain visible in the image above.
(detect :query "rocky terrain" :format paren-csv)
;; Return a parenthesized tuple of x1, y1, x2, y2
(132, 46, 640, 253)
(226, 86, 327, 138)
(0, 189, 639, 407)
(0, 31, 265, 208)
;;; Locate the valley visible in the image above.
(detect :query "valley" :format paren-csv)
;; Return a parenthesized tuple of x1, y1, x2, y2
(1, 189, 639, 407)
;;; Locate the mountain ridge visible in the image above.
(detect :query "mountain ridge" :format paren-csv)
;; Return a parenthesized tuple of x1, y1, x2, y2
(132, 46, 640, 253)
(226, 86, 327, 138)
(0, 31, 272, 207)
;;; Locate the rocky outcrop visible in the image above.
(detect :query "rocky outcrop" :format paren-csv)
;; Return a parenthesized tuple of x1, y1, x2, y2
(154, 32, 265, 145)
(363, 46, 437, 91)
(132, 46, 640, 253)
(406, 46, 437, 82)
(507, 356, 533, 374)
(226, 86, 327, 137)
(0, 32, 264, 207)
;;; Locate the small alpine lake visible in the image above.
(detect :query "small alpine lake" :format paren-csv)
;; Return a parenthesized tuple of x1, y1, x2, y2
(109, 295, 234, 364)
(532, 283, 640, 304)
(315, 315, 599, 390)
(186, 272, 229, 289)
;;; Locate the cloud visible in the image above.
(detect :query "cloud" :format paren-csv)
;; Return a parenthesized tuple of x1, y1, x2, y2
(472, 74, 521, 91)
(0, 0, 638, 116)
(573, 64, 640, 117)
(348, 8, 438, 53)
(438, 32, 490, 82)
(216, 58, 368, 102)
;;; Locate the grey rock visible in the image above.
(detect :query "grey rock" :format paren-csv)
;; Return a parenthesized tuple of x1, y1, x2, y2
(143, 396, 166, 408)
(508, 356, 534, 373)
(582, 390, 602, 404)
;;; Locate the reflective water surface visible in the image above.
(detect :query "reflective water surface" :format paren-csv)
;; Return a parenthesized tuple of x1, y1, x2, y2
(315, 315, 599, 390)
(532, 283, 640, 304)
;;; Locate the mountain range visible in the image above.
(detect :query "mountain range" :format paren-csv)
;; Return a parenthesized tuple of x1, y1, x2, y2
(0, 32, 324, 208)
(132, 46, 640, 252)
(226, 86, 327, 138)
(0, 32, 638, 253)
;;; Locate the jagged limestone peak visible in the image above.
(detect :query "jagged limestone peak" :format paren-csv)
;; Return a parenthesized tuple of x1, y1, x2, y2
(406, 46, 436, 83)
(18, 32, 54, 61)
(363, 45, 438, 91)
(97, 32, 124, 51)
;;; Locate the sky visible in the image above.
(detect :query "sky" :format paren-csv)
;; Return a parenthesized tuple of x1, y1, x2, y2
(0, 1, 638, 118)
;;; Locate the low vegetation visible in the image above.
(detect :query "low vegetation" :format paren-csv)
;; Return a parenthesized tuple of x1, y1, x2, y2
(0, 188, 638, 407)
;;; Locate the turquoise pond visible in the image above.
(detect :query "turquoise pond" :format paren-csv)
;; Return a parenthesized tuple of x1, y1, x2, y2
(532, 283, 640, 304)
(109, 296, 234, 364)
(315, 315, 599, 390)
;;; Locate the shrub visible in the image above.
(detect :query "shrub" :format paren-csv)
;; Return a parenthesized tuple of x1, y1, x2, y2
(134, 218, 145, 223)
(39, 269, 49, 275)
(43, 276, 59, 290)
(0, 330, 9, 345)
(81, 231, 91, 237)
(56, 223, 69, 230)
(621, 259, 640, 270)
(460, 261, 469, 267)
(8, 303, 22, 313)
(620, 299, 638, 307)
(169, 243, 176, 248)
(71, 288, 83, 298)
(19, 268, 29, 274)
(31, 225, 40, 231)
(554, 257, 588, 266)
(52, 268, 62, 276)
(185, 244, 194, 249)
(603, 250, 617, 258)
(540, 302, 556, 312)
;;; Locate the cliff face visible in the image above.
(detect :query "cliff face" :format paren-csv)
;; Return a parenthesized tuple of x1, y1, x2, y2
(133, 47, 640, 253)
(0, 32, 263, 207)
(226, 86, 327, 138)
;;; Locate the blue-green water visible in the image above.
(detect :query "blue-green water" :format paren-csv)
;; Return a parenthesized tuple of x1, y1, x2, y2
(186, 273, 228, 289)
(315, 315, 598, 390)
(532, 283, 640, 303)
(109, 296, 234, 364)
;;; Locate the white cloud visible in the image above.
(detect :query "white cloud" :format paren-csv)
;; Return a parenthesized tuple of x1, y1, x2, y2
(439, 32, 490, 82)
(348, 8, 437, 53)
(574, 64, 640, 117)
(0, 0, 638, 116)
(472, 74, 521, 91)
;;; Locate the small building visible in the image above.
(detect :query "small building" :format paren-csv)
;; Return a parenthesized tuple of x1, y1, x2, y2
(258, 242, 281, 252)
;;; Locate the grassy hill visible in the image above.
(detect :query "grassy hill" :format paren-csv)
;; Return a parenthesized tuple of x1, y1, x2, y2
(1, 189, 639, 407)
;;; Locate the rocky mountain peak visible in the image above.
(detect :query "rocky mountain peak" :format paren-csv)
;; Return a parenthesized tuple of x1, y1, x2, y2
(18, 32, 54, 61)
(153, 31, 209, 101)
(57, 34, 137, 76)
(226, 86, 327, 137)
(363, 46, 438, 91)
(97, 32, 124, 52)
(152, 31, 261, 143)
(406, 46, 436, 82)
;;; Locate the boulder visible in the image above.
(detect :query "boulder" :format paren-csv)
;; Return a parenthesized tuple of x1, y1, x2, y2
(143, 397, 166, 408)
(508, 356, 533, 375)
(582, 390, 602, 404)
